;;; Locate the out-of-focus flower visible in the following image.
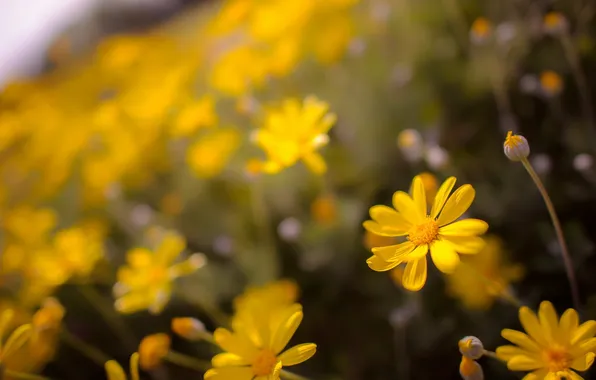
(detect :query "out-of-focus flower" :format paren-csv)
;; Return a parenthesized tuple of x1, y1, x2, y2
(31, 298, 65, 332)
(105, 353, 140, 380)
(470, 17, 492, 44)
(171, 318, 206, 341)
(251, 96, 336, 175)
(171, 95, 218, 138)
(503, 131, 530, 161)
(233, 280, 299, 315)
(540, 70, 564, 97)
(425, 145, 450, 170)
(186, 128, 241, 178)
(138, 334, 171, 370)
(412, 172, 438, 207)
(446, 236, 524, 310)
(311, 194, 338, 226)
(573, 154, 593, 171)
(397, 129, 423, 162)
(51, 223, 105, 280)
(543, 12, 568, 35)
(496, 301, 596, 379)
(458, 336, 484, 359)
(460, 356, 483, 380)
(0, 310, 33, 364)
(114, 230, 206, 314)
(363, 175, 488, 291)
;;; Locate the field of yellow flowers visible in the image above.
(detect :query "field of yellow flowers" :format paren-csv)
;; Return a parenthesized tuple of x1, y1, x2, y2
(2, 0, 596, 379)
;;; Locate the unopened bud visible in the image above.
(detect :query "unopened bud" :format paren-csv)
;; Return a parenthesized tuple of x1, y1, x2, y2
(460, 356, 483, 380)
(543, 12, 568, 35)
(503, 131, 530, 161)
(138, 333, 171, 370)
(458, 336, 484, 359)
(171, 317, 205, 340)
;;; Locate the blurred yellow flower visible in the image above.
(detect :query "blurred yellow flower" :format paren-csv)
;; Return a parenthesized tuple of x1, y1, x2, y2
(171, 95, 218, 138)
(496, 301, 596, 379)
(205, 303, 316, 380)
(105, 353, 140, 380)
(540, 70, 564, 97)
(446, 236, 524, 310)
(233, 280, 299, 315)
(51, 223, 105, 280)
(470, 17, 492, 43)
(363, 175, 488, 291)
(138, 333, 171, 370)
(186, 128, 241, 178)
(311, 194, 338, 226)
(252, 96, 336, 175)
(543, 12, 568, 34)
(114, 230, 206, 314)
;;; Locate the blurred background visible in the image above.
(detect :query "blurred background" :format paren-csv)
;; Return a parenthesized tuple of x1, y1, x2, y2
(2, 0, 596, 379)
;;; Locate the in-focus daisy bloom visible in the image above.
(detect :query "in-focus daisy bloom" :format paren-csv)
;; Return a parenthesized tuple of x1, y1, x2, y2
(205, 303, 316, 380)
(496, 301, 596, 379)
(470, 17, 492, 44)
(138, 333, 171, 370)
(540, 70, 564, 97)
(105, 352, 140, 380)
(543, 12, 568, 35)
(503, 131, 530, 162)
(460, 356, 484, 380)
(363, 175, 488, 291)
(252, 96, 336, 175)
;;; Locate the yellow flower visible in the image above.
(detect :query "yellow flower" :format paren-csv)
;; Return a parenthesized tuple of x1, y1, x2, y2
(0, 310, 33, 365)
(186, 128, 241, 178)
(114, 231, 206, 314)
(205, 303, 316, 380)
(540, 70, 564, 97)
(446, 236, 524, 310)
(233, 280, 299, 314)
(105, 353, 140, 380)
(138, 333, 171, 370)
(470, 17, 492, 43)
(363, 175, 488, 291)
(311, 194, 338, 226)
(51, 223, 105, 279)
(543, 12, 568, 34)
(171, 95, 218, 138)
(252, 96, 336, 175)
(496, 301, 596, 379)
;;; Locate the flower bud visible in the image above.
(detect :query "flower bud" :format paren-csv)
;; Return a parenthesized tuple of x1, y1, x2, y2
(460, 356, 484, 380)
(470, 17, 492, 44)
(171, 317, 206, 340)
(540, 71, 563, 97)
(503, 131, 530, 161)
(138, 333, 171, 370)
(32, 297, 65, 331)
(543, 12, 568, 35)
(458, 336, 484, 359)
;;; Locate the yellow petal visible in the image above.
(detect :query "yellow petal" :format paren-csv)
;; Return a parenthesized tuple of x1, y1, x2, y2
(521, 369, 549, 380)
(278, 343, 317, 366)
(392, 191, 423, 224)
(496, 345, 531, 361)
(563, 371, 584, 380)
(213, 328, 259, 361)
(429, 240, 460, 274)
(366, 255, 401, 272)
(538, 301, 559, 342)
(519, 306, 548, 347)
(212, 353, 251, 367)
(440, 236, 486, 254)
(363, 220, 399, 237)
(410, 176, 427, 217)
(204, 367, 254, 380)
(402, 257, 427, 291)
(578, 337, 596, 352)
(303, 152, 327, 174)
(437, 185, 475, 226)
(571, 352, 595, 371)
(560, 308, 579, 342)
(438, 219, 488, 236)
(501, 329, 541, 352)
(407, 244, 429, 260)
(572, 321, 596, 345)
(130, 352, 140, 380)
(105, 361, 127, 380)
(369, 205, 411, 234)
(371, 241, 415, 262)
(507, 355, 543, 371)
(1, 324, 33, 360)
(270, 307, 303, 354)
(430, 177, 456, 219)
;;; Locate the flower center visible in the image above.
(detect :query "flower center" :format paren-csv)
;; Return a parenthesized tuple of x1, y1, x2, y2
(407, 218, 439, 246)
(543, 346, 572, 373)
(252, 349, 278, 376)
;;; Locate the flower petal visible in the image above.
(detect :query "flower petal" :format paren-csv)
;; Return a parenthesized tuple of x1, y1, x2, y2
(572, 321, 596, 346)
(278, 343, 317, 366)
(372, 241, 415, 262)
(407, 244, 429, 260)
(303, 152, 327, 174)
(507, 355, 543, 371)
(410, 176, 427, 217)
(440, 235, 486, 254)
(204, 367, 254, 380)
(571, 352, 595, 371)
(496, 345, 532, 361)
(521, 369, 549, 380)
(366, 255, 401, 272)
(105, 361, 127, 380)
(519, 306, 548, 347)
(212, 353, 251, 368)
(392, 191, 423, 224)
(429, 240, 460, 274)
(363, 221, 399, 237)
(430, 177, 456, 219)
(438, 219, 488, 236)
(577, 337, 596, 353)
(402, 257, 427, 291)
(213, 328, 259, 361)
(437, 184, 475, 226)
(270, 306, 304, 354)
(501, 329, 541, 352)
(538, 301, 559, 343)
(560, 308, 579, 342)
(369, 205, 411, 234)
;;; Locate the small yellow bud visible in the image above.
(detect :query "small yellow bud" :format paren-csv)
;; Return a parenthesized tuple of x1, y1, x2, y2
(458, 336, 484, 359)
(171, 317, 205, 340)
(32, 297, 65, 331)
(543, 12, 568, 34)
(503, 131, 530, 161)
(460, 356, 483, 380)
(138, 333, 171, 370)
(540, 70, 563, 97)
(311, 195, 338, 226)
(470, 17, 492, 44)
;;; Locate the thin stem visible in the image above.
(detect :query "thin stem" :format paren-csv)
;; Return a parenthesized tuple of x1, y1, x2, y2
(280, 369, 310, 380)
(249, 178, 279, 283)
(520, 158, 581, 310)
(459, 262, 523, 308)
(482, 350, 502, 361)
(165, 351, 211, 372)
(60, 329, 111, 366)
(4, 371, 52, 380)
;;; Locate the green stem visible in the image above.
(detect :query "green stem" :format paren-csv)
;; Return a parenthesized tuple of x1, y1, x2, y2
(280, 369, 310, 380)
(4, 370, 51, 380)
(521, 158, 581, 310)
(249, 178, 279, 283)
(482, 350, 502, 361)
(60, 329, 111, 366)
(164, 351, 211, 372)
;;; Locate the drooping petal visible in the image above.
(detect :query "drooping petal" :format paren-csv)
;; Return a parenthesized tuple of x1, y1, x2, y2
(392, 191, 423, 224)
(519, 306, 548, 347)
(440, 235, 486, 254)
(362, 221, 400, 237)
(437, 185, 475, 227)
(366, 255, 401, 272)
(429, 240, 460, 274)
(571, 352, 595, 371)
(496, 345, 533, 361)
(1, 324, 33, 361)
(438, 219, 488, 236)
(204, 367, 254, 380)
(560, 308, 580, 342)
(506, 355, 543, 371)
(369, 205, 411, 234)
(371, 241, 415, 262)
(521, 369, 549, 380)
(402, 257, 427, 291)
(270, 306, 304, 354)
(213, 328, 259, 361)
(302, 152, 327, 174)
(562, 371, 584, 380)
(104, 361, 127, 380)
(538, 301, 559, 343)
(501, 329, 541, 352)
(212, 353, 251, 367)
(572, 321, 596, 346)
(430, 177, 456, 219)
(410, 176, 427, 217)
(278, 343, 317, 366)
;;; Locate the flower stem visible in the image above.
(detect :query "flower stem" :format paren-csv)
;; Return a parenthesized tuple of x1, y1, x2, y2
(280, 370, 310, 380)
(249, 178, 279, 283)
(164, 351, 211, 372)
(482, 350, 502, 361)
(60, 329, 111, 366)
(4, 370, 52, 380)
(520, 158, 581, 310)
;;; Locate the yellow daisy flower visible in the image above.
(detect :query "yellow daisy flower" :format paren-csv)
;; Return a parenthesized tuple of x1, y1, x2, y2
(363, 175, 488, 291)
(205, 304, 316, 380)
(497, 301, 596, 379)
